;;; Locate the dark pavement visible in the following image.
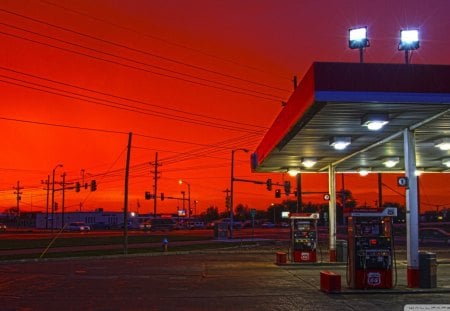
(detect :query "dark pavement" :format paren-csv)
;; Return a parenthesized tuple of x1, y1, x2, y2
(1, 245, 450, 311)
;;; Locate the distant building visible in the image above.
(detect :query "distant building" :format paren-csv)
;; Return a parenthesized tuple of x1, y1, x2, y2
(35, 209, 145, 229)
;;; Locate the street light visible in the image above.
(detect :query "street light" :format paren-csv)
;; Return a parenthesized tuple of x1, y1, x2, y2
(230, 148, 249, 239)
(51, 163, 63, 233)
(179, 179, 191, 220)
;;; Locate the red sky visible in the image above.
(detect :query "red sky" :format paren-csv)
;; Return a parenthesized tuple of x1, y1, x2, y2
(1, 0, 450, 216)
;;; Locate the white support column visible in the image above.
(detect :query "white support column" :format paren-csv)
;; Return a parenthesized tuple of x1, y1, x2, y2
(328, 164, 337, 262)
(404, 129, 420, 287)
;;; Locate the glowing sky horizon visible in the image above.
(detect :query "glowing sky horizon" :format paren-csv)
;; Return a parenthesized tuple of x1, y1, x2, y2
(1, 0, 450, 215)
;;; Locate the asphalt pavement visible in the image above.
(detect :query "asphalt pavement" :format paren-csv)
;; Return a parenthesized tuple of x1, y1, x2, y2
(1, 243, 449, 311)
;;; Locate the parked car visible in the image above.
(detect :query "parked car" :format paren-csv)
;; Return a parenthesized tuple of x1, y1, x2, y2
(65, 222, 91, 232)
(90, 222, 111, 230)
(261, 222, 275, 228)
(141, 218, 175, 231)
(0, 223, 6, 232)
(419, 228, 450, 245)
(216, 218, 242, 229)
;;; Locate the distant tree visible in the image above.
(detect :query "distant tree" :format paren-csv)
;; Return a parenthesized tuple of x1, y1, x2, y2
(234, 203, 249, 221)
(200, 206, 220, 223)
(3, 206, 18, 217)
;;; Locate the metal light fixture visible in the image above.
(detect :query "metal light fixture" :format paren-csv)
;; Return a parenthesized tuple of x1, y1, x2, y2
(329, 137, 351, 150)
(398, 29, 419, 64)
(383, 157, 399, 168)
(349, 27, 369, 63)
(301, 157, 317, 168)
(358, 167, 370, 176)
(442, 158, 450, 168)
(434, 138, 450, 151)
(361, 113, 389, 131)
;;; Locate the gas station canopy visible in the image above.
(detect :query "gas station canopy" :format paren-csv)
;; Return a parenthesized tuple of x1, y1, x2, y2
(252, 62, 450, 174)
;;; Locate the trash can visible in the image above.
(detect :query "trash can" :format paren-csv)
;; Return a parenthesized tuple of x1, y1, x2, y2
(419, 251, 437, 288)
(336, 240, 348, 262)
(276, 252, 287, 265)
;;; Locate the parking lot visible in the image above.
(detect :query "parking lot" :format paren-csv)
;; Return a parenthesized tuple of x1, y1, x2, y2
(1, 245, 450, 311)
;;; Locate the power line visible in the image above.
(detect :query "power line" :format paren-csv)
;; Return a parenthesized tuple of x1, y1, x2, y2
(0, 65, 268, 132)
(0, 67, 268, 132)
(0, 9, 289, 92)
(37, 1, 292, 81)
(0, 23, 284, 102)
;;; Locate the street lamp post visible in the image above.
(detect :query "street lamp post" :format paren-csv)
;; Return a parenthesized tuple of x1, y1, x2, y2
(230, 148, 249, 239)
(51, 164, 63, 233)
(179, 179, 191, 220)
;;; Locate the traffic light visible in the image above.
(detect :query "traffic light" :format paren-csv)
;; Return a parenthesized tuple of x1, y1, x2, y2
(266, 178, 272, 191)
(284, 181, 291, 195)
(90, 180, 97, 191)
(145, 192, 152, 200)
(160, 193, 164, 201)
(275, 189, 281, 198)
(75, 182, 80, 192)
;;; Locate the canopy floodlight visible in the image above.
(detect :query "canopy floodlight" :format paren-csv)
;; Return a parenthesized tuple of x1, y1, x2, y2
(358, 167, 371, 177)
(383, 157, 400, 168)
(349, 27, 369, 63)
(442, 158, 450, 168)
(301, 158, 317, 168)
(329, 137, 351, 150)
(361, 113, 389, 131)
(399, 29, 419, 64)
(434, 138, 450, 151)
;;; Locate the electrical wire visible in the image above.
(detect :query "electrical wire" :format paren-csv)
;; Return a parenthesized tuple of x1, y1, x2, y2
(0, 24, 284, 102)
(38, 1, 293, 81)
(0, 65, 268, 132)
(0, 73, 264, 133)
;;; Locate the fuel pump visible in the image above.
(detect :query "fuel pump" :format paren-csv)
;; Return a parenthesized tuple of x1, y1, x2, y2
(347, 207, 397, 289)
(290, 213, 319, 263)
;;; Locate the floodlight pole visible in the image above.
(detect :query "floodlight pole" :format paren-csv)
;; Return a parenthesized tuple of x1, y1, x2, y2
(405, 50, 410, 65)
(359, 47, 364, 63)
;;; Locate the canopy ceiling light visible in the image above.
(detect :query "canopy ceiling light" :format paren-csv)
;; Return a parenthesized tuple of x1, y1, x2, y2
(434, 138, 450, 151)
(442, 158, 450, 168)
(349, 27, 369, 63)
(329, 137, 351, 150)
(415, 169, 424, 176)
(398, 29, 419, 64)
(287, 168, 301, 177)
(383, 157, 400, 168)
(301, 158, 317, 168)
(358, 167, 371, 177)
(361, 113, 389, 131)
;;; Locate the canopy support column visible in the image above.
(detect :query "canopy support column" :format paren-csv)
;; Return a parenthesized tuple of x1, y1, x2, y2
(404, 129, 420, 288)
(328, 164, 337, 262)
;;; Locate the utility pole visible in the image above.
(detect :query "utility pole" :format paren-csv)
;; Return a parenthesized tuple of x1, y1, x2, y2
(223, 188, 230, 212)
(41, 176, 50, 229)
(13, 181, 23, 218)
(151, 152, 161, 217)
(123, 132, 132, 255)
(61, 173, 66, 229)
